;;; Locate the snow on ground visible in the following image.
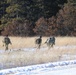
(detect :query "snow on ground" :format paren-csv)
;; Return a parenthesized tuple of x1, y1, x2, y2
(13, 45, 76, 52)
(0, 45, 76, 53)
(0, 60, 76, 75)
(0, 45, 76, 75)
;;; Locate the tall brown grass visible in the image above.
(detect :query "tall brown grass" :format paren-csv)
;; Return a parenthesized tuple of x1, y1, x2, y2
(0, 36, 76, 69)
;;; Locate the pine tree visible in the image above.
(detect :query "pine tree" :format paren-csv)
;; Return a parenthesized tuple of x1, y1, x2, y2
(0, 0, 7, 18)
(57, 0, 76, 36)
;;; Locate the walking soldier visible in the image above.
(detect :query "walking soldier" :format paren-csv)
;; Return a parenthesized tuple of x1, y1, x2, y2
(35, 36, 42, 49)
(3, 35, 12, 50)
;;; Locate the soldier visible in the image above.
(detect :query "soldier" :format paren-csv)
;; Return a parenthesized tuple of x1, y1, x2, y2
(3, 35, 12, 50)
(52, 36, 55, 45)
(45, 36, 55, 49)
(35, 36, 42, 49)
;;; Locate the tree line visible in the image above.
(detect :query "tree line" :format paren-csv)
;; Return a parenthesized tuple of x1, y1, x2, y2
(0, 0, 76, 36)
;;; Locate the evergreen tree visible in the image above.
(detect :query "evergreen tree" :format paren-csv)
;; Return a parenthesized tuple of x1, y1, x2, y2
(57, 0, 76, 36)
(0, 0, 7, 18)
(0, 0, 69, 36)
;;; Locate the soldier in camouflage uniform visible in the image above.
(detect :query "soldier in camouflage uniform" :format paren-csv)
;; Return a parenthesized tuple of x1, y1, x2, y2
(3, 35, 12, 50)
(35, 36, 42, 49)
(45, 36, 55, 49)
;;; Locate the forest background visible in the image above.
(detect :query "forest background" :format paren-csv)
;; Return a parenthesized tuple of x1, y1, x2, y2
(0, 0, 76, 36)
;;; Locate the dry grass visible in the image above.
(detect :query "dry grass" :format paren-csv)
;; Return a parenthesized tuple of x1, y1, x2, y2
(0, 36, 76, 49)
(0, 36, 76, 69)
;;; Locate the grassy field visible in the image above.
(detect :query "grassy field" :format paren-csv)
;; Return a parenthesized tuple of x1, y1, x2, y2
(0, 36, 76, 69)
(0, 36, 76, 49)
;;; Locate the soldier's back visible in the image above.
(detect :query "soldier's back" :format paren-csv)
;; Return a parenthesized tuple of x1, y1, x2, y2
(4, 37, 11, 44)
(36, 38, 42, 44)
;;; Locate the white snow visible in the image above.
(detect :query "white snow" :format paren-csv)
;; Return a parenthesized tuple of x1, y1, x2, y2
(0, 60, 76, 75)
(0, 45, 76, 53)
(0, 45, 76, 75)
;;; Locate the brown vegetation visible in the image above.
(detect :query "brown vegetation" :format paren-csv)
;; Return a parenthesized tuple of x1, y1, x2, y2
(0, 36, 76, 69)
(0, 0, 76, 36)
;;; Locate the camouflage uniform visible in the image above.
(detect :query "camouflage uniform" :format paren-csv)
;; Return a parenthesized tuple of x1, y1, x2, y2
(50, 37, 55, 47)
(45, 36, 55, 48)
(3, 35, 12, 50)
(35, 36, 42, 49)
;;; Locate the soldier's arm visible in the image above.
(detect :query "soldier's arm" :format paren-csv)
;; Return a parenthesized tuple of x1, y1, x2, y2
(44, 41, 47, 43)
(8, 38, 12, 44)
(2, 39, 5, 46)
(10, 40, 12, 44)
(10, 42, 12, 44)
(45, 39, 48, 43)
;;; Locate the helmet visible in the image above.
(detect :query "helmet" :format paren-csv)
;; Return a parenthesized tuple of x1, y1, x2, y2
(40, 35, 42, 38)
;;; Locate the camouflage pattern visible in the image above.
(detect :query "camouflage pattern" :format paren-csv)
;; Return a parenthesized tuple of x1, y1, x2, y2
(45, 36, 55, 49)
(3, 35, 12, 50)
(35, 36, 42, 49)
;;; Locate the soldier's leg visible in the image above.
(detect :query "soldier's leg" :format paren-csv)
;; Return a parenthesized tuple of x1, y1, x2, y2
(5, 44, 8, 50)
(53, 41, 55, 45)
(38, 44, 41, 49)
(36, 44, 39, 49)
(38, 44, 40, 49)
(51, 43, 53, 47)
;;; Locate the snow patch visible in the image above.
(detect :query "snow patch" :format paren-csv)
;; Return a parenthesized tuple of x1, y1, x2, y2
(0, 60, 76, 75)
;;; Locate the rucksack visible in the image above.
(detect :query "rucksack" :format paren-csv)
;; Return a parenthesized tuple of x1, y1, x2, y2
(4, 37, 11, 44)
(36, 38, 42, 44)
